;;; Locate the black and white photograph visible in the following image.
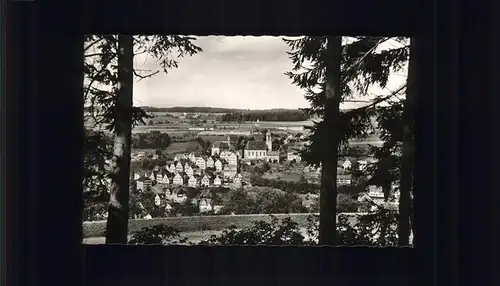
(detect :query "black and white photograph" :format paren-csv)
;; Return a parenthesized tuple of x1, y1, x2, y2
(82, 35, 414, 246)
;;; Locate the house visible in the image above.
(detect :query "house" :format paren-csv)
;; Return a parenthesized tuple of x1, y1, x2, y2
(152, 154, 159, 160)
(367, 185, 385, 204)
(244, 141, 268, 160)
(199, 198, 213, 213)
(174, 154, 187, 161)
(173, 193, 188, 204)
(136, 177, 152, 191)
(206, 157, 215, 168)
(219, 151, 237, 165)
(155, 194, 161, 206)
(188, 175, 199, 188)
(156, 173, 167, 184)
(213, 176, 222, 187)
(195, 156, 207, 170)
(214, 159, 223, 171)
(185, 165, 194, 177)
(201, 175, 211, 187)
(188, 153, 196, 162)
(287, 151, 301, 162)
(167, 163, 176, 173)
(337, 174, 352, 186)
(211, 139, 231, 156)
(133, 173, 141, 180)
(342, 159, 352, 170)
(198, 199, 213, 213)
(223, 165, 238, 180)
(227, 152, 238, 165)
(233, 173, 242, 184)
(267, 151, 280, 163)
(175, 162, 184, 173)
(173, 173, 184, 186)
(165, 203, 173, 212)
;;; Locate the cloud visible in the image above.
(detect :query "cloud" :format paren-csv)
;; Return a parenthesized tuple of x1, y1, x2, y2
(131, 36, 408, 110)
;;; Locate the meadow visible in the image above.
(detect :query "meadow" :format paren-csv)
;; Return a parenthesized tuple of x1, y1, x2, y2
(82, 213, 361, 238)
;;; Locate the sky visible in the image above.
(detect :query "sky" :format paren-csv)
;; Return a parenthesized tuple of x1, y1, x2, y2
(132, 36, 408, 110)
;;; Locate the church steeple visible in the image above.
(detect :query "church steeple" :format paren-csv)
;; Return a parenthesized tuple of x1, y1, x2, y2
(266, 130, 272, 151)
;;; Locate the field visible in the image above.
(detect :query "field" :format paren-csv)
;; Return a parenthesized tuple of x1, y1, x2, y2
(133, 141, 201, 156)
(280, 172, 302, 182)
(82, 213, 361, 238)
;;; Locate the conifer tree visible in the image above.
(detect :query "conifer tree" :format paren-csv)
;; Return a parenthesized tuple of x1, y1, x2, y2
(83, 35, 202, 243)
(284, 36, 410, 244)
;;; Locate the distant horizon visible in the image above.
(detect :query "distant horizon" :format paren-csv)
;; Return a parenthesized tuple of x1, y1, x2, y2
(139, 105, 353, 111)
(131, 36, 408, 109)
(139, 105, 307, 111)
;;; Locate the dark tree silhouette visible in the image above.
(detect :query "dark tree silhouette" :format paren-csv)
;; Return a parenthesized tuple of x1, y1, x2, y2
(84, 35, 203, 243)
(106, 35, 134, 243)
(284, 36, 411, 245)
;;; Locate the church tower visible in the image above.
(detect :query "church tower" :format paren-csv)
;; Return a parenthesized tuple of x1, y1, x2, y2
(266, 130, 272, 151)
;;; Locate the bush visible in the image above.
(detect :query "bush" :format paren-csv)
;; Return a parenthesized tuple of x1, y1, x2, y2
(128, 210, 401, 246)
(249, 175, 319, 194)
(129, 225, 188, 245)
(200, 216, 305, 245)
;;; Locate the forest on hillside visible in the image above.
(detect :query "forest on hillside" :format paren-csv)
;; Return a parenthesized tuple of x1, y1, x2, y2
(221, 110, 309, 122)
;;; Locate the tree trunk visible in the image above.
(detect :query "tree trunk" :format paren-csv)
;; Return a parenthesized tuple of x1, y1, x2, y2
(105, 35, 134, 244)
(319, 37, 342, 245)
(398, 37, 417, 246)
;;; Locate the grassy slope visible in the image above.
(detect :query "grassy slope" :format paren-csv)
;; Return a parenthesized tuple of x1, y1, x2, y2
(83, 213, 361, 238)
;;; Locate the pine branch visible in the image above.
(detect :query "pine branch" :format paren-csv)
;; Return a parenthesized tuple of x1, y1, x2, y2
(133, 69, 160, 82)
(84, 38, 104, 52)
(345, 83, 408, 114)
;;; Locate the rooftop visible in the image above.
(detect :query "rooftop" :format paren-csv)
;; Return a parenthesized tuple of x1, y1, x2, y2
(245, 140, 268, 150)
(212, 141, 230, 149)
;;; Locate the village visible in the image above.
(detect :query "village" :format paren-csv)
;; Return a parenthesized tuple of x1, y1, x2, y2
(120, 126, 399, 219)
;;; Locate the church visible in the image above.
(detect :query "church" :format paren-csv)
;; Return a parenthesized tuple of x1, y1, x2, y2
(243, 130, 273, 160)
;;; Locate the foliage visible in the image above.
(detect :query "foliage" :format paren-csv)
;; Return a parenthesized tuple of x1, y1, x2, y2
(308, 193, 362, 213)
(249, 175, 320, 194)
(83, 128, 113, 194)
(129, 224, 188, 245)
(219, 189, 257, 215)
(124, 211, 401, 246)
(252, 162, 271, 174)
(283, 36, 408, 166)
(83, 189, 110, 221)
(219, 187, 308, 215)
(171, 202, 199, 217)
(200, 216, 306, 245)
(340, 145, 369, 157)
(131, 131, 172, 149)
(254, 189, 308, 214)
(83, 35, 203, 229)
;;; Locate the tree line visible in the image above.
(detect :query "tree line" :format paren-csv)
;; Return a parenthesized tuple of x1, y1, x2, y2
(249, 175, 320, 194)
(139, 106, 239, 113)
(131, 131, 172, 150)
(221, 110, 308, 122)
